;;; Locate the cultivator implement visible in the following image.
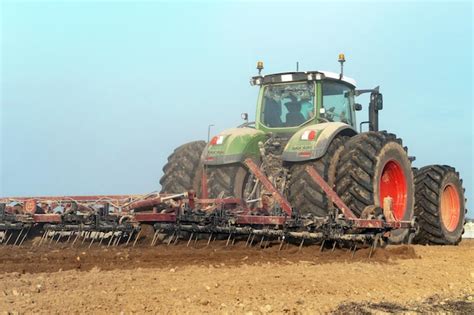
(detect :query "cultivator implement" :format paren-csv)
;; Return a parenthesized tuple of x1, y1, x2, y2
(0, 162, 416, 256)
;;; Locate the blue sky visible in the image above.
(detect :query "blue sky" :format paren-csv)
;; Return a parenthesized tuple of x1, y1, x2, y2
(1, 1, 472, 216)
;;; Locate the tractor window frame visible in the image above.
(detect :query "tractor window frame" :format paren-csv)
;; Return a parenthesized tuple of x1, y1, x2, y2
(259, 81, 317, 129)
(321, 80, 356, 127)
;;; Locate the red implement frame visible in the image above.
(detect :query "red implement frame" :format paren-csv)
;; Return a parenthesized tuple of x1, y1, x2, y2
(244, 158, 292, 216)
(0, 195, 140, 203)
(305, 166, 357, 219)
(305, 166, 412, 229)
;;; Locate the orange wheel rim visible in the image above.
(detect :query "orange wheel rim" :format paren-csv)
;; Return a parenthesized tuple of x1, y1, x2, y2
(379, 160, 407, 220)
(440, 184, 460, 232)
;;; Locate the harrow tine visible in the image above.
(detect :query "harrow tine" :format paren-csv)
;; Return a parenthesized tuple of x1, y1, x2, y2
(81, 232, 88, 245)
(351, 244, 357, 259)
(193, 233, 199, 247)
(37, 231, 46, 246)
(150, 232, 156, 247)
(259, 236, 265, 248)
(114, 233, 122, 246)
(107, 233, 115, 247)
(319, 239, 326, 252)
(173, 233, 179, 245)
(125, 231, 134, 247)
(66, 231, 73, 243)
(56, 231, 63, 244)
(298, 238, 305, 251)
(150, 230, 158, 246)
(4, 232, 13, 246)
(368, 242, 375, 259)
(49, 232, 56, 245)
(264, 239, 270, 249)
(167, 231, 176, 246)
(278, 237, 285, 251)
(132, 229, 142, 247)
(332, 241, 337, 252)
(72, 231, 81, 247)
(88, 233, 96, 248)
(232, 237, 236, 246)
(4, 231, 13, 246)
(18, 227, 30, 246)
(206, 233, 213, 247)
(368, 235, 380, 259)
(13, 229, 24, 246)
(187, 233, 194, 247)
(245, 233, 252, 247)
(41, 231, 49, 246)
(98, 233, 105, 246)
(225, 233, 232, 247)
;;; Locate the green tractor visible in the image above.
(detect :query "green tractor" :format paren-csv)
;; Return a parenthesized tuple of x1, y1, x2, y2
(160, 55, 466, 245)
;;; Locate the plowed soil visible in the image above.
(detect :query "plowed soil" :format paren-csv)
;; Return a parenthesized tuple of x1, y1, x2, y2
(0, 239, 472, 314)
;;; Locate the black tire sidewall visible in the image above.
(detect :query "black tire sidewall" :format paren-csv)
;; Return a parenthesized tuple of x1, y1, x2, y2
(439, 172, 465, 243)
(373, 142, 415, 243)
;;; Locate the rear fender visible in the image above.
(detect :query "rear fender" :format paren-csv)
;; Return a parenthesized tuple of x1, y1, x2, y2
(282, 122, 357, 162)
(202, 127, 267, 165)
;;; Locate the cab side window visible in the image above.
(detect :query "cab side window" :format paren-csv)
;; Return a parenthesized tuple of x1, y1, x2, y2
(322, 81, 354, 126)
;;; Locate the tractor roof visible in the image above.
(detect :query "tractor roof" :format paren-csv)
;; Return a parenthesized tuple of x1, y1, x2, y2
(251, 71, 356, 88)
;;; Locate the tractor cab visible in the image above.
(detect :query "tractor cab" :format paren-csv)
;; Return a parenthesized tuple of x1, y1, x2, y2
(251, 69, 358, 133)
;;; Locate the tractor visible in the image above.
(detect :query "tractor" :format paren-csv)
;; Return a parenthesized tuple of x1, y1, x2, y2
(159, 54, 466, 245)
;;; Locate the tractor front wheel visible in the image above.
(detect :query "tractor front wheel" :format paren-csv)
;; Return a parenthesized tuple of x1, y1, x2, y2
(206, 164, 253, 199)
(160, 141, 206, 194)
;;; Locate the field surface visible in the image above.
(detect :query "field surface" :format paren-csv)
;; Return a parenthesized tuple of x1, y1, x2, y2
(0, 239, 473, 314)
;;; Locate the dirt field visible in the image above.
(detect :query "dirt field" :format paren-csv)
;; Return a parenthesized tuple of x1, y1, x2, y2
(0, 239, 473, 314)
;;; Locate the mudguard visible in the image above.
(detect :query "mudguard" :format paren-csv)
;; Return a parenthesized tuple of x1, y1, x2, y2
(282, 122, 357, 162)
(202, 127, 267, 165)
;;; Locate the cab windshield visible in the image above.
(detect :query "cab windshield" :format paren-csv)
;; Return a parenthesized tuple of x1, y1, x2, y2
(261, 82, 315, 128)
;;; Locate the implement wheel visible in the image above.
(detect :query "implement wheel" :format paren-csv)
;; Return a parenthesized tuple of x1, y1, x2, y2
(160, 141, 206, 193)
(336, 131, 415, 243)
(288, 136, 347, 216)
(414, 165, 466, 245)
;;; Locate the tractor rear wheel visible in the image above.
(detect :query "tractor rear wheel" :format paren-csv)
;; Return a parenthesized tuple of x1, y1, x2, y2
(287, 136, 347, 216)
(335, 131, 415, 243)
(160, 141, 206, 193)
(413, 165, 466, 245)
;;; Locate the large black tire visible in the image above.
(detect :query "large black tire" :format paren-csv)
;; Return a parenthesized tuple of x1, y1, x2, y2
(413, 165, 466, 245)
(206, 164, 250, 198)
(336, 131, 415, 243)
(287, 136, 347, 216)
(159, 141, 206, 193)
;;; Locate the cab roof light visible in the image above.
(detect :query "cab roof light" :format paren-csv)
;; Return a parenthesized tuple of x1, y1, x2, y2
(257, 61, 264, 75)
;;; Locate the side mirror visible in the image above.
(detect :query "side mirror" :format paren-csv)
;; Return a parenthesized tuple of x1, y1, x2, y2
(241, 112, 249, 122)
(376, 94, 383, 110)
(354, 103, 362, 111)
